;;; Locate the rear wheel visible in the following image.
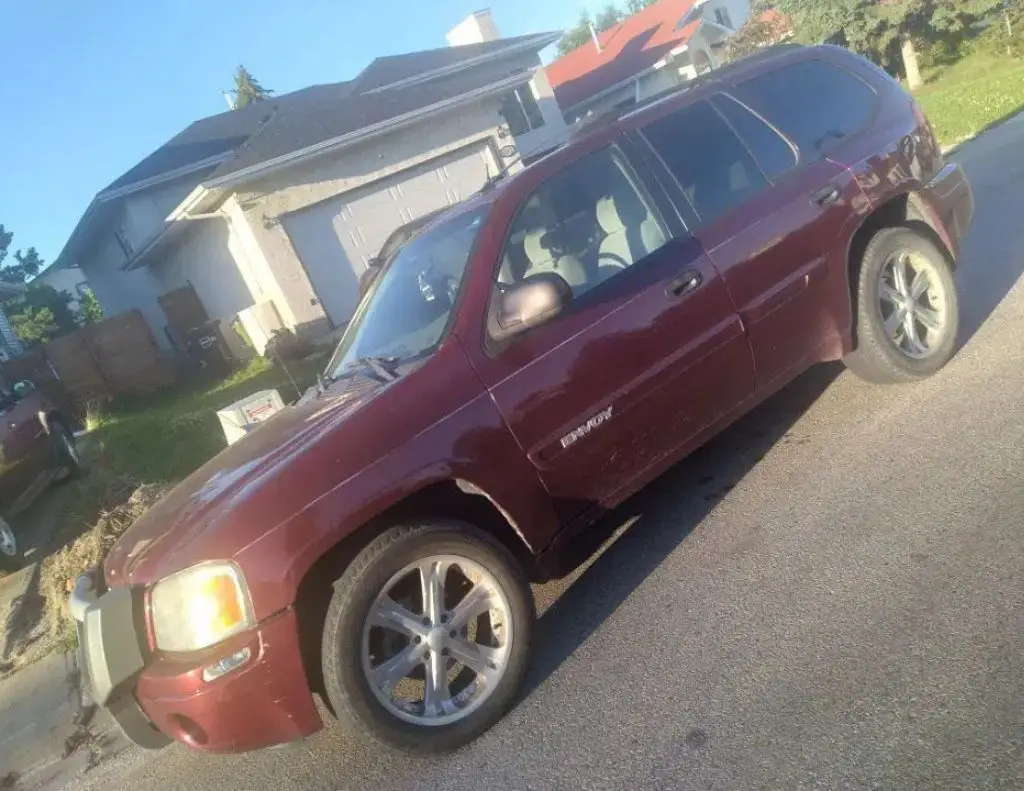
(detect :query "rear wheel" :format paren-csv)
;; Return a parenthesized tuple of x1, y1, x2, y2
(51, 420, 80, 479)
(320, 521, 534, 753)
(844, 226, 959, 383)
(0, 517, 19, 573)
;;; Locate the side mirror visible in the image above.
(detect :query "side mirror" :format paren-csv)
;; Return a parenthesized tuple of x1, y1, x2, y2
(12, 380, 35, 399)
(492, 273, 572, 342)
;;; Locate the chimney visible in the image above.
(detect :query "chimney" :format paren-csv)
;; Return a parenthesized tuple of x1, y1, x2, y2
(447, 8, 501, 47)
(588, 23, 602, 53)
(222, 91, 236, 110)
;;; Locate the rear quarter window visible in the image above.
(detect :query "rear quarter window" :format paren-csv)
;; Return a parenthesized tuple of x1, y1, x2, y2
(730, 58, 878, 162)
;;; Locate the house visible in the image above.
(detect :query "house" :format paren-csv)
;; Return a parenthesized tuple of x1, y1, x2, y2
(52, 11, 567, 353)
(547, 0, 751, 123)
(34, 265, 92, 313)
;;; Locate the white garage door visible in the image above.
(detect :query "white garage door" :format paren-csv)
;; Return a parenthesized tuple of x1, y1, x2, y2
(282, 144, 492, 327)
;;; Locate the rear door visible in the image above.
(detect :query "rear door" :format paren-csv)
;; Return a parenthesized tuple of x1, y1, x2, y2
(469, 140, 754, 520)
(633, 77, 865, 390)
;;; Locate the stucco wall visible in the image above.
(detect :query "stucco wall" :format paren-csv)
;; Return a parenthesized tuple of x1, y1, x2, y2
(81, 224, 172, 348)
(149, 218, 256, 324)
(234, 98, 509, 335)
(121, 176, 205, 251)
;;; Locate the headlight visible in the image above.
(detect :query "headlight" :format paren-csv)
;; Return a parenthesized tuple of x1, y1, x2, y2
(150, 563, 254, 652)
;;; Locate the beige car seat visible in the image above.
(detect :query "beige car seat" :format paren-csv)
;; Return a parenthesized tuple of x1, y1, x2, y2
(522, 228, 588, 290)
(596, 193, 666, 281)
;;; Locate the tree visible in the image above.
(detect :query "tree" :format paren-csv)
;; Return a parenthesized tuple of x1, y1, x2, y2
(725, 2, 788, 60)
(778, 0, 1002, 86)
(625, 0, 658, 11)
(1, 247, 43, 284)
(4, 284, 78, 347)
(558, 10, 597, 55)
(231, 65, 273, 109)
(556, 0, 658, 56)
(596, 3, 625, 30)
(78, 289, 103, 325)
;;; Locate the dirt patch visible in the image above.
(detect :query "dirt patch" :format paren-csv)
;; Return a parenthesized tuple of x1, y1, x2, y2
(41, 478, 172, 646)
(0, 476, 173, 675)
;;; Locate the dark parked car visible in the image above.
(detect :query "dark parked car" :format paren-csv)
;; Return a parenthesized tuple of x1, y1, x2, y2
(357, 208, 448, 297)
(0, 379, 79, 571)
(72, 44, 973, 756)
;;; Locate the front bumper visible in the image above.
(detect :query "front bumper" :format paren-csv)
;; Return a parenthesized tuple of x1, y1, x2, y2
(70, 570, 322, 753)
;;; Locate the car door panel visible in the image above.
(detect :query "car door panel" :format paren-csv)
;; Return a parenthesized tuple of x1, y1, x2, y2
(484, 236, 752, 518)
(465, 143, 755, 522)
(699, 159, 860, 387)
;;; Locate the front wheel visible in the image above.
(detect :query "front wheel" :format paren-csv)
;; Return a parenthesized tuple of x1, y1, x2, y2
(844, 226, 959, 384)
(321, 521, 534, 753)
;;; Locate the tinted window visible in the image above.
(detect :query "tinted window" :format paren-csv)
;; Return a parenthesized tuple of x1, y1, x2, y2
(732, 59, 877, 160)
(642, 100, 768, 225)
(494, 147, 668, 303)
(713, 94, 796, 181)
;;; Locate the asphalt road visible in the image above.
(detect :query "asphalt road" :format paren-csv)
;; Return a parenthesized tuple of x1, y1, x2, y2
(67, 118, 1024, 791)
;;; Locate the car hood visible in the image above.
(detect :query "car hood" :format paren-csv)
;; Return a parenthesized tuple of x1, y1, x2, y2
(103, 376, 382, 588)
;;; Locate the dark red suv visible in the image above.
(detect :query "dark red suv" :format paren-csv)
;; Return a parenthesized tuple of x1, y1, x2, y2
(71, 44, 973, 756)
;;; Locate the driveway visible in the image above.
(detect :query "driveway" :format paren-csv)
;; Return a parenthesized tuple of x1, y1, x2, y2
(64, 117, 1024, 791)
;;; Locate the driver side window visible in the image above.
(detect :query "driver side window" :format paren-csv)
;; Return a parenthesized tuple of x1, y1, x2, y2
(497, 147, 668, 300)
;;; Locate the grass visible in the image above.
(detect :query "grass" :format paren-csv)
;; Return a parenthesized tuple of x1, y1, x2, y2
(23, 351, 331, 654)
(915, 49, 1024, 148)
(78, 352, 328, 484)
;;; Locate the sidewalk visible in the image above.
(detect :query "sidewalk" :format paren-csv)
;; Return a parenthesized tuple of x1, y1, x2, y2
(0, 650, 131, 790)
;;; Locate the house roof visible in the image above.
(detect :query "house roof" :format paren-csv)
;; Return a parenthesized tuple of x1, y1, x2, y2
(100, 34, 550, 199)
(352, 33, 550, 92)
(547, 0, 702, 113)
(207, 53, 547, 182)
(56, 31, 557, 268)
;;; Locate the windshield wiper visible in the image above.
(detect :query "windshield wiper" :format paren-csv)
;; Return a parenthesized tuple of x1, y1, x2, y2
(342, 355, 401, 384)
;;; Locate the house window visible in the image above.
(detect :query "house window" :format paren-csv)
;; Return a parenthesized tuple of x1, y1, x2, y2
(714, 7, 733, 27)
(114, 227, 134, 260)
(499, 86, 545, 137)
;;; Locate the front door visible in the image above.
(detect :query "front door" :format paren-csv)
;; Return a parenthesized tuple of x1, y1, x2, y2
(468, 143, 754, 522)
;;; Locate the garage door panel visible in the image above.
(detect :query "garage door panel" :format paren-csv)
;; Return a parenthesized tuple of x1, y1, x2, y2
(282, 144, 490, 327)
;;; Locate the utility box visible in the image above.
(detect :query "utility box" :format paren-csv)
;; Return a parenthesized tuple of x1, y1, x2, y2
(216, 388, 285, 445)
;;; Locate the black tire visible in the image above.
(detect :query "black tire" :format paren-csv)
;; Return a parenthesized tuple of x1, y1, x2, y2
(321, 520, 534, 753)
(843, 226, 959, 384)
(50, 420, 80, 479)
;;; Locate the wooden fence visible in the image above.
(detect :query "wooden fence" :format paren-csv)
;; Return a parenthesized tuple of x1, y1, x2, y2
(2, 310, 174, 411)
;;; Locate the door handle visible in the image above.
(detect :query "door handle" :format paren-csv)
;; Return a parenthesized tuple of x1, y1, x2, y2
(812, 185, 841, 206)
(666, 270, 702, 299)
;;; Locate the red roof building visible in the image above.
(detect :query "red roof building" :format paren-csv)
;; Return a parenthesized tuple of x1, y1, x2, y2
(547, 0, 749, 120)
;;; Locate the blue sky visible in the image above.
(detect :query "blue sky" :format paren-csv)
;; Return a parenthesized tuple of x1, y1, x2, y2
(0, 0, 587, 268)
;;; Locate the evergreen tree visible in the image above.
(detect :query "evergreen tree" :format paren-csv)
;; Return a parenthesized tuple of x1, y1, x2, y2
(231, 65, 273, 109)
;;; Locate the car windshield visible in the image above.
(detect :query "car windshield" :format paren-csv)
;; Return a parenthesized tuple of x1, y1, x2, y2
(326, 205, 490, 380)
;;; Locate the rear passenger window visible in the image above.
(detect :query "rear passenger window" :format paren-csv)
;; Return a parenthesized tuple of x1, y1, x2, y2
(731, 59, 877, 160)
(713, 94, 796, 182)
(495, 147, 668, 300)
(641, 100, 768, 225)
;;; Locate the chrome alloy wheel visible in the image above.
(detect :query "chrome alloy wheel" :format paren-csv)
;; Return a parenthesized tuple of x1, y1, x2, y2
(361, 555, 513, 727)
(878, 250, 949, 360)
(0, 519, 16, 558)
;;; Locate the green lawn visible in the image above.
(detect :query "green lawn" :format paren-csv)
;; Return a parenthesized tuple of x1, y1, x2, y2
(915, 50, 1024, 148)
(57, 351, 329, 546)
